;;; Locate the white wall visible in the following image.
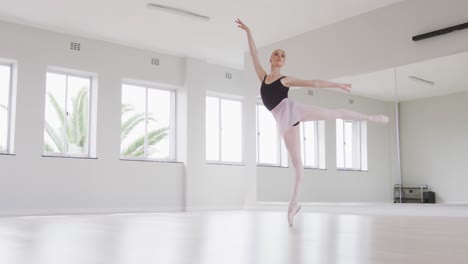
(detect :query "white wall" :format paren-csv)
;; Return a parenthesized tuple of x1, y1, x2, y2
(0, 19, 246, 215)
(247, 0, 468, 203)
(399, 92, 468, 203)
(3, 0, 468, 215)
(183, 58, 253, 210)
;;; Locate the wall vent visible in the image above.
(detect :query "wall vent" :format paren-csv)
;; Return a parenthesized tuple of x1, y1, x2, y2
(225, 72, 232, 79)
(151, 58, 159, 66)
(307, 90, 314, 96)
(70, 42, 80, 51)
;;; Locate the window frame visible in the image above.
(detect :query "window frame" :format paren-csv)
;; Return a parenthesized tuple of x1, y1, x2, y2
(336, 119, 368, 171)
(206, 93, 244, 165)
(0, 62, 14, 154)
(255, 102, 288, 167)
(43, 69, 95, 158)
(301, 121, 319, 169)
(120, 80, 177, 162)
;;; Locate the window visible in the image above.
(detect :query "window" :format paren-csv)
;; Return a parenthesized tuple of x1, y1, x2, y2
(43, 71, 94, 157)
(0, 63, 13, 153)
(300, 121, 326, 169)
(206, 95, 243, 164)
(336, 119, 368, 171)
(256, 103, 288, 167)
(121, 83, 176, 161)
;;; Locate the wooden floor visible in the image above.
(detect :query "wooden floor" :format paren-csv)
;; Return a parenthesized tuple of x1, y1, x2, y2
(1, 210, 467, 264)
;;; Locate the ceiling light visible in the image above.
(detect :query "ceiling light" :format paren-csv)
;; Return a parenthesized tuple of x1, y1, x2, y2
(408, 76, 435, 86)
(147, 3, 210, 21)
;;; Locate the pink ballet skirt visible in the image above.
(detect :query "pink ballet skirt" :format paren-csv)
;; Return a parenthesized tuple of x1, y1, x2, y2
(270, 98, 305, 137)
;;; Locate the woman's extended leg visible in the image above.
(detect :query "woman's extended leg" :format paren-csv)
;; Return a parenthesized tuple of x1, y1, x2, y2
(295, 103, 389, 123)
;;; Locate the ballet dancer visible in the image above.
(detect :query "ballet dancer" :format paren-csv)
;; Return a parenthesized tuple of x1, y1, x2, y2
(236, 19, 389, 226)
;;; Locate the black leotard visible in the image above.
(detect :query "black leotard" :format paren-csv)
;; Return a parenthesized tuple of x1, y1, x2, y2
(260, 75, 299, 126)
(260, 75, 289, 111)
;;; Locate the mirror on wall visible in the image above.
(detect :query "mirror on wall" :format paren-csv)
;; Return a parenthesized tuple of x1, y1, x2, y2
(257, 67, 400, 203)
(396, 51, 468, 203)
(296, 69, 399, 197)
(327, 69, 399, 174)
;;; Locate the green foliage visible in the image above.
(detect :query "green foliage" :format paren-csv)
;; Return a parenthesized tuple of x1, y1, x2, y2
(43, 89, 87, 153)
(43, 88, 169, 157)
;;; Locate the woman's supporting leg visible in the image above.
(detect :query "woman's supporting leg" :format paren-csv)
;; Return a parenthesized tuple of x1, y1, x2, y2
(283, 125, 303, 203)
(283, 125, 303, 226)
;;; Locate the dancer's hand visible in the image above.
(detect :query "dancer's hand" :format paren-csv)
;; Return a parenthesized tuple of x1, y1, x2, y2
(236, 18, 249, 32)
(338, 83, 352, 92)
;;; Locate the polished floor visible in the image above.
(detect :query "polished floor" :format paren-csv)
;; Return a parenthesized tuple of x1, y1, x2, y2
(1, 210, 467, 264)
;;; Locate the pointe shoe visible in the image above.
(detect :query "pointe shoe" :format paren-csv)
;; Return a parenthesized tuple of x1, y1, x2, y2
(288, 201, 301, 227)
(369, 115, 389, 124)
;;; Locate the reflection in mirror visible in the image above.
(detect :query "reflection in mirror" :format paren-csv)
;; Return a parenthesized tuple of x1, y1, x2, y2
(281, 69, 399, 202)
(329, 69, 398, 175)
(396, 51, 468, 203)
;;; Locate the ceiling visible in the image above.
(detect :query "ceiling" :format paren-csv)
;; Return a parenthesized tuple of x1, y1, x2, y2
(0, 0, 402, 68)
(331, 51, 468, 102)
(396, 51, 468, 102)
(331, 68, 397, 103)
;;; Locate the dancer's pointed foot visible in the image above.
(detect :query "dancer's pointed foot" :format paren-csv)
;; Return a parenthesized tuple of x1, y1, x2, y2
(288, 200, 301, 227)
(368, 115, 389, 124)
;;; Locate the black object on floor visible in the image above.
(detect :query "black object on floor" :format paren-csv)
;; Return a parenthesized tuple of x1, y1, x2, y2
(393, 184, 436, 203)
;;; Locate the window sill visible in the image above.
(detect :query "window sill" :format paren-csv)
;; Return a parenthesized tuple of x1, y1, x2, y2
(120, 158, 182, 164)
(304, 167, 327, 171)
(337, 168, 368, 172)
(0, 153, 15, 156)
(42, 155, 98, 160)
(256, 165, 327, 170)
(257, 164, 289, 168)
(206, 162, 245, 166)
